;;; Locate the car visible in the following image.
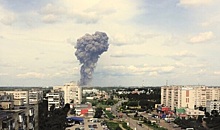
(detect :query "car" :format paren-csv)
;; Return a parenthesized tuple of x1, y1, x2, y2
(148, 113, 152, 116)
(93, 124, 98, 128)
(186, 128, 194, 130)
(88, 125, 93, 128)
(173, 124, 179, 128)
(79, 126, 84, 130)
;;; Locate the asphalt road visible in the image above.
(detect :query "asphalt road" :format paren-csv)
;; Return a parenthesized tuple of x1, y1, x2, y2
(141, 112, 182, 130)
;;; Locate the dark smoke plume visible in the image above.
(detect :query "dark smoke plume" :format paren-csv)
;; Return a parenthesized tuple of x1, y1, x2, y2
(75, 31, 109, 86)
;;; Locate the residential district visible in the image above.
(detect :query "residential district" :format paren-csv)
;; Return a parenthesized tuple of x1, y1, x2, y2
(0, 82, 220, 130)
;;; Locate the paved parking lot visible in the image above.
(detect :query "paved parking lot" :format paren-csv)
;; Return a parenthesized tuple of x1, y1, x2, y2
(65, 117, 104, 130)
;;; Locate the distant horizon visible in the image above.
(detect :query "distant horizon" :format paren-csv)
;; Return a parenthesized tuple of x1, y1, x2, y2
(1, 84, 220, 88)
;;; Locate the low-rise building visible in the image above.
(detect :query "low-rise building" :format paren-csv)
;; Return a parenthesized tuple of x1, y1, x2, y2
(74, 103, 94, 117)
(185, 108, 204, 118)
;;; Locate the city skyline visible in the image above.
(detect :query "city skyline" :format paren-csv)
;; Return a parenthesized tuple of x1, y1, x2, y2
(1, 0, 220, 87)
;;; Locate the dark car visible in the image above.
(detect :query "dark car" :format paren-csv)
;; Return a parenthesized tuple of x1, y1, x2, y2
(93, 124, 98, 128)
(88, 125, 93, 128)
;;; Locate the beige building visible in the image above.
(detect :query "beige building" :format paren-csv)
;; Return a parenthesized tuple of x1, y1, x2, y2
(161, 85, 220, 110)
(0, 89, 43, 105)
(53, 82, 82, 104)
(0, 90, 29, 104)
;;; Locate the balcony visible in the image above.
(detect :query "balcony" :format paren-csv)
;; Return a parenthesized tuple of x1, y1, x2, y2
(2, 118, 15, 130)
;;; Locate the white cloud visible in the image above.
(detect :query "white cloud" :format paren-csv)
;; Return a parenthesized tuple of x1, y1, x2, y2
(39, 3, 65, 23)
(214, 71, 220, 75)
(149, 71, 158, 77)
(110, 51, 149, 58)
(200, 13, 220, 27)
(0, 6, 16, 25)
(103, 64, 175, 76)
(111, 32, 158, 46)
(189, 31, 214, 43)
(169, 50, 195, 60)
(0, 73, 8, 76)
(16, 72, 48, 79)
(42, 14, 59, 23)
(71, 12, 100, 24)
(178, 0, 213, 7)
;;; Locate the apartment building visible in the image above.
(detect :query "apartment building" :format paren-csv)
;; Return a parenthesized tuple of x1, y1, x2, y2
(206, 100, 220, 114)
(29, 89, 43, 104)
(161, 85, 220, 110)
(161, 85, 182, 110)
(0, 94, 38, 130)
(0, 90, 29, 104)
(53, 82, 82, 104)
(46, 90, 64, 110)
(0, 89, 43, 106)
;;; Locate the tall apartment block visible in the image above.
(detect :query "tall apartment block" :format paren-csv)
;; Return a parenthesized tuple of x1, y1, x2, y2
(161, 85, 220, 110)
(53, 82, 82, 104)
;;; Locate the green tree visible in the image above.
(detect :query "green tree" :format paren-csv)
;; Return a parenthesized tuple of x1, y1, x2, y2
(94, 107, 103, 118)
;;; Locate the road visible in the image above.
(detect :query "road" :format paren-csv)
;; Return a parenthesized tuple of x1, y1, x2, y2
(141, 112, 182, 130)
(124, 114, 152, 130)
(111, 100, 152, 130)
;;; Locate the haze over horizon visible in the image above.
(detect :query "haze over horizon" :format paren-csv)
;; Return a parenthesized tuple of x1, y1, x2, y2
(1, 0, 220, 87)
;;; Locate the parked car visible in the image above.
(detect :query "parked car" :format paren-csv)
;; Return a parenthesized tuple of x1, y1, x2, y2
(173, 124, 179, 128)
(93, 124, 98, 128)
(186, 128, 194, 130)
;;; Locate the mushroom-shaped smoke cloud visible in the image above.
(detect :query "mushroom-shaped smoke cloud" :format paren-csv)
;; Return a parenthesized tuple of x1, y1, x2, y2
(75, 31, 109, 86)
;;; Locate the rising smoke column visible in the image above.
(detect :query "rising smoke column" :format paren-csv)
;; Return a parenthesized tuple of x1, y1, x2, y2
(75, 31, 109, 86)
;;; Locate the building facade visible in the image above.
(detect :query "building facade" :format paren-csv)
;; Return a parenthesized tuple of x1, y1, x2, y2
(161, 85, 220, 110)
(46, 90, 64, 110)
(0, 94, 38, 130)
(206, 100, 220, 114)
(0, 89, 43, 105)
(53, 82, 82, 104)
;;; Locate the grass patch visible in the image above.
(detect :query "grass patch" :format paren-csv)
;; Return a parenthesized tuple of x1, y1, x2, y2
(104, 110, 115, 119)
(106, 121, 122, 130)
(121, 122, 132, 130)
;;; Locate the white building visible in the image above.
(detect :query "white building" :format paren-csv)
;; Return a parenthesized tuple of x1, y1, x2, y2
(185, 108, 204, 117)
(46, 91, 64, 110)
(29, 89, 43, 104)
(206, 100, 220, 114)
(83, 89, 99, 95)
(161, 85, 220, 110)
(53, 82, 82, 104)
